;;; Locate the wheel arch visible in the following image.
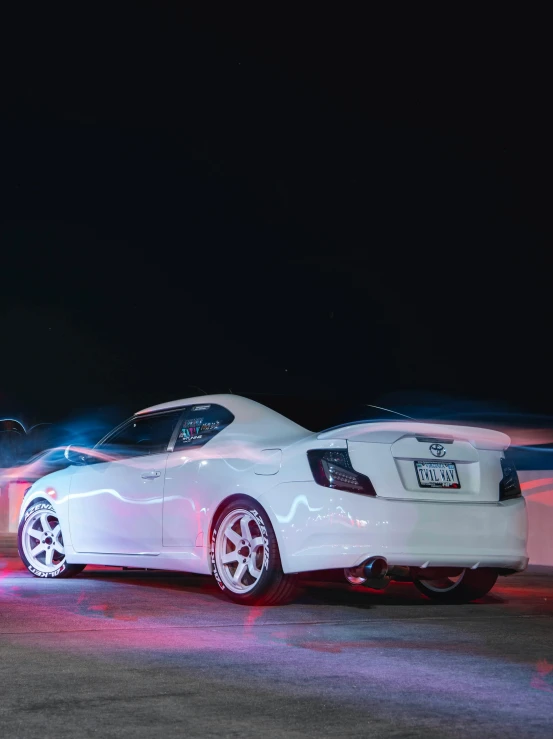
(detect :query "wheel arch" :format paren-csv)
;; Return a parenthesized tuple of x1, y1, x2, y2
(20, 495, 52, 518)
(19, 490, 65, 529)
(209, 494, 250, 543)
(208, 493, 280, 545)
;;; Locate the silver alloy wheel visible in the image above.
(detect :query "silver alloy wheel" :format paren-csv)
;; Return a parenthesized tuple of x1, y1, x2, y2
(22, 509, 66, 574)
(215, 508, 266, 594)
(419, 570, 466, 593)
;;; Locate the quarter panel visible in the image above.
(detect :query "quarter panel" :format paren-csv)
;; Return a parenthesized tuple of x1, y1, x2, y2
(162, 438, 289, 550)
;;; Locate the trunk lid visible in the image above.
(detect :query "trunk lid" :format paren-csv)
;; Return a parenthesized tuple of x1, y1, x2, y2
(318, 421, 509, 502)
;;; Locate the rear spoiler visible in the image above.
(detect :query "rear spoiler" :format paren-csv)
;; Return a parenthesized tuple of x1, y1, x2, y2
(317, 421, 511, 451)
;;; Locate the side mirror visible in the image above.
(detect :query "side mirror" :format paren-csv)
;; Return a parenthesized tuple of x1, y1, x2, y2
(64, 445, 91, 466)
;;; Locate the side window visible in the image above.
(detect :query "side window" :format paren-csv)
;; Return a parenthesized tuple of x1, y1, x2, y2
(174, 404, 234, 449)
(98, 410, 182, 457)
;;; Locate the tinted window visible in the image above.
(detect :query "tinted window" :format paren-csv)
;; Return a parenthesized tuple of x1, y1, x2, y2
(174, 404, 234, 449)
(99, 411, 182, 457)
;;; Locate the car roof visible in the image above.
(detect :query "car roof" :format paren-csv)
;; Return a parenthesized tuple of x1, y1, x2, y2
(137, 393, 253, 415)
(136, 393, 308, 435)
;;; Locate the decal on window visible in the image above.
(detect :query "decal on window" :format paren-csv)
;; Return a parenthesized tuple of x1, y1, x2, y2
(180, 431, 203, 443)
(200, 421, 220, 433)
(174, 404, 234, 449)
(179, 417, 204, 443)
(185, 417, 203, 429)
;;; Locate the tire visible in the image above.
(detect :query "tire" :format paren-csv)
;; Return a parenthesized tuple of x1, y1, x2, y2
(210, 497, 298, 605)
(413, 568, 498, 603)
(18, 502, 86, 579)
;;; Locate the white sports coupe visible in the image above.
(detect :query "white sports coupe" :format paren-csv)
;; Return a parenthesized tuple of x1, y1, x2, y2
(18, 394, 528, 604)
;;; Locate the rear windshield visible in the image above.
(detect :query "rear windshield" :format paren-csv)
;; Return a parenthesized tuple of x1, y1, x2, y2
(242, 394, 410, 432)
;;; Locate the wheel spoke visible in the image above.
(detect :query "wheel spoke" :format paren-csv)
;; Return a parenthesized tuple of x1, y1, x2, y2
(51, 525, 61, 539)
(240, 516, 251, 541)
(28, 528, 43, 540)
(40, 513, 53, 534)
(54, 541, 65, 554)
(44, 548, 54, 566)
(31, 543, 46, 557)
(221, 550, 239, 564)
(224, 528, 241, 547)
(247, 560, 261, 579)
(233, 561, 247, 584)
(251, 536, 264, 549)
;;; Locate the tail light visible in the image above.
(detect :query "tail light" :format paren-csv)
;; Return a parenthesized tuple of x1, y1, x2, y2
(307, 449, 376, 496)
(499, 456, 522, 500)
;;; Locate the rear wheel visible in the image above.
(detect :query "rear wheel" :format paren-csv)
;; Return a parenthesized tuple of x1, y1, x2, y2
(210, 497, 297, 605)
(18, 502, 86, 579)
(414, 568, 498, 603)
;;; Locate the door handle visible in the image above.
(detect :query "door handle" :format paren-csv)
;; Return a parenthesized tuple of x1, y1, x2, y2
(141, 470, 161, 479)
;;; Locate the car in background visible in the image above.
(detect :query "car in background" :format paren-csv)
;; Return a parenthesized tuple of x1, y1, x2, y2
(18, 394, 527, 604)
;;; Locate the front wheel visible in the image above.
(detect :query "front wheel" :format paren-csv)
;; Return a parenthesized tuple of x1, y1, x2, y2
(210, 497, 298, 605)
(413, 568, 498, 603)
(18, 502, 86, 579)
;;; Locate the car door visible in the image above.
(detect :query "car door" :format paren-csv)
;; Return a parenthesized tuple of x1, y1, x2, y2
(163, 403, 235, 547)
(69, 409, 183, 554)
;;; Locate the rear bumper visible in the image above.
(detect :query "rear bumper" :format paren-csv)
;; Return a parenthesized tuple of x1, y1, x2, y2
(259, 482, 528, 574)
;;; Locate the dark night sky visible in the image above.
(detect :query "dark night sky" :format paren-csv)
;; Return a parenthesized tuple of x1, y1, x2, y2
(1, 5, 552, 425)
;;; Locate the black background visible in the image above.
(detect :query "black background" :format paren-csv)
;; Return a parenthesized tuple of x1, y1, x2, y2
(1, 4, 552, 425)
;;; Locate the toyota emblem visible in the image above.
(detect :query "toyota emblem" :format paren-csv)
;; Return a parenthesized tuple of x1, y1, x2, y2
(430, 443, 446, 458)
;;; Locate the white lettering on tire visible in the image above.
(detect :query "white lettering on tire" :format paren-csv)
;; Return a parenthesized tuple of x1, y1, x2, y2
(250, 509, 270, 570)
(211, 506, 271, 591)
(24, 502, 51, 521)
(27, 563, 67, 578)
(22, 502, 66, 578)
(210, 527, 226, 591)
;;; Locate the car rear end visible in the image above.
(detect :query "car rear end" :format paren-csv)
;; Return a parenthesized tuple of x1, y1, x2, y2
(260, 420, 528, 577)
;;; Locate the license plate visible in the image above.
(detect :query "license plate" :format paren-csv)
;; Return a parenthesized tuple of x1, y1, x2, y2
(415, 461, 460, 489)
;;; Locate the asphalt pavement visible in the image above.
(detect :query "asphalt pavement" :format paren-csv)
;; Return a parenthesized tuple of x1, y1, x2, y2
(1, 555, 552, 739)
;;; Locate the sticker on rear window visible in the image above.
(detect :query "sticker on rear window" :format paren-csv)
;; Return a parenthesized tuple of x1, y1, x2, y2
(200, 421, 220, 433)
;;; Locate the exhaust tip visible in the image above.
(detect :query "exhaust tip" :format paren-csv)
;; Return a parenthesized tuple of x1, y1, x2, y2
(363, 556, 388, 580)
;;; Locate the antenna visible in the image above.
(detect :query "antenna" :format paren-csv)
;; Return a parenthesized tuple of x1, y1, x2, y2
(189, 385, 208, 396)
(365, 404, 413, 420)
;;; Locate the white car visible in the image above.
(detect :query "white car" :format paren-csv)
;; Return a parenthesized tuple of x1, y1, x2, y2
(17, 394, 528, 604)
